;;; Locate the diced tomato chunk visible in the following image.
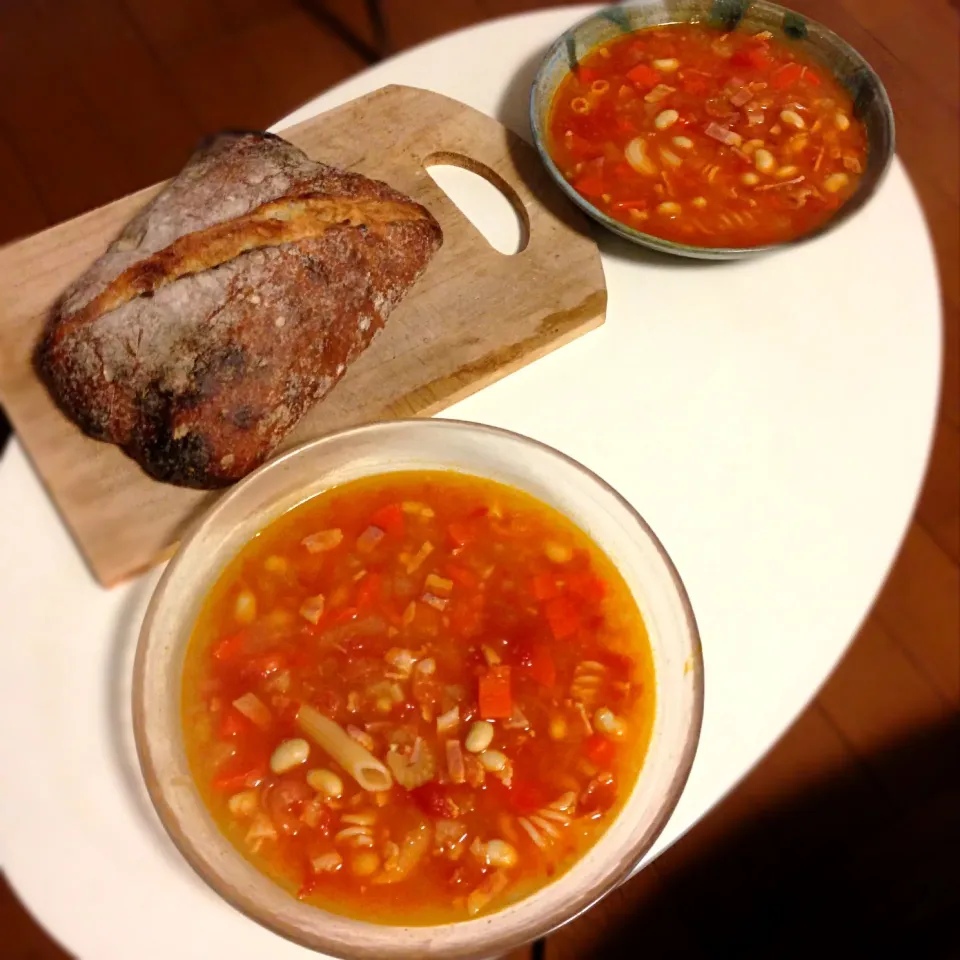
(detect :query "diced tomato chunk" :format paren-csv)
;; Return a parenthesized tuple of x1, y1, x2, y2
(572, 174, 606, 198)
(584, 733, 617, 767)
(211, 632, 246, 662)
(625, 63, 660, 88)
(531, 573, 560, 601)
(411, 782, 459, 819)
(565, 571, 607, 604)
(507, 778, 549, 815)
(517, 640, 557, 689)
(447, 522, 476, 547)
(355, 572, 383, 609)
(370, 503, 404, 537)
(218, 707, 248, 739)
(545, 595, 581, 640)
(731, 46, 772, 69)
(771, 62, 803, 89)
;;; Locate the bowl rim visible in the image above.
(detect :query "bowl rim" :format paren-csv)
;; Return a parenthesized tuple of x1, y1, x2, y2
(132, 418, 704, 958)
(528, 0, 896, 259)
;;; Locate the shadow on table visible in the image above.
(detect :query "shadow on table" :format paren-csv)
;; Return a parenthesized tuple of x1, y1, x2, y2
(494, 49, 731, 273)
(552, 713, 960, 960)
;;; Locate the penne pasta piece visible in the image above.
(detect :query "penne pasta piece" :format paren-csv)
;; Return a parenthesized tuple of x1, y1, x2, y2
(297, 704, 393, 792)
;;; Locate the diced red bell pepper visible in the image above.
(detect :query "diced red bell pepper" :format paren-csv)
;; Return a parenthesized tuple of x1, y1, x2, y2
(771, 62, 803, 89)
(681, 74, 708, 95)
(478, 665, 512, 719)
(584, 733, 617, 767)
(447, 521, 476, 547)
(626, 63, 660, 88)
(545, 595, 581, 640)
(369, 502, 404, 537)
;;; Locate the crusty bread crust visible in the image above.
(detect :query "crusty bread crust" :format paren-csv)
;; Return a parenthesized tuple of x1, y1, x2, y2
(35, 132, 442, 488)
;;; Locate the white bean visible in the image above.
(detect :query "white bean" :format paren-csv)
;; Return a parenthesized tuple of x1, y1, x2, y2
(654, 109, 679, 130)
(754, 149, 776, 174)
(653, 58, 679, 71)
(741, 172, 760, 186)
(478, 749, 508, 772)
(306, 768, 344, 798)
(270, 738, 310, 774)
(234, 590, 257, 624)
(776, 165, 799, 178)
(780, 109, 805, 129)
(834, 111, 851, 131)
(465, 721, 495, 753)
(594, 707, 628, 741)
(227, 790, 259, 817)
(824, 172, 850, 193)
(691, 196, 707, 209)
(544, 540, 573, 564)
(656, 201, 681, 217)
(672, 135, 694, 150)
(548, 715, 568, 741)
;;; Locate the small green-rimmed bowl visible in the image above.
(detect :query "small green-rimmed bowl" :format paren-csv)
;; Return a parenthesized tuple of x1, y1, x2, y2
(529, 0, 895, 260)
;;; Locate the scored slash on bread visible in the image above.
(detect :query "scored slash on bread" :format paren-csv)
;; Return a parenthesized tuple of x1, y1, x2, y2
(34, 131, 443, 489)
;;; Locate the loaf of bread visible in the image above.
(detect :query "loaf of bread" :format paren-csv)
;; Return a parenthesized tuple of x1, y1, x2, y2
(35, 131, 442, 488)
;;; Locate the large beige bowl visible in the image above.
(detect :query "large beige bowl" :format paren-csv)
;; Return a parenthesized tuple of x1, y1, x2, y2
(133, 419, 703, 959)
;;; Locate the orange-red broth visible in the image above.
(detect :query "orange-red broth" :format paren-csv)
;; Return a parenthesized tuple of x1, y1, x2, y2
(548, 23, 868, 247)
(182, 471, 655, 924)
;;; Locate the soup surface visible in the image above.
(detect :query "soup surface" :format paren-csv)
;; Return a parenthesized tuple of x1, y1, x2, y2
(547, 23, 868, 247)
(182, 471, 655, 924)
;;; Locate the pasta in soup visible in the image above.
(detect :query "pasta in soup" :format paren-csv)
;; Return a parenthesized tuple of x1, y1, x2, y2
(547, 23, 869, 248)
(182, 471, 655, 924)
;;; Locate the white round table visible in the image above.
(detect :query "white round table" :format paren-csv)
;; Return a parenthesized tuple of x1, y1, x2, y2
(0, 7, 941, 958)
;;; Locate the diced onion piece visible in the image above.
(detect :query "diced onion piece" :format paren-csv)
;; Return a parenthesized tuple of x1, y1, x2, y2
(401, 501, 435, 518)
(424, 573, 454, 596)
(656, 201, 681, 217)
(644, 83, 675, 103)
(232, 692, 271, 730)
(446, 739, 466, 783)
(437, 706, 460, 736)
(227, 790, 259, 818)
(704, 122, 742, 147)
(301, 529, 343, 553)
(421, 592, 448, 611)
(357, 525, 386, 553)
(311, 852, 343, 873)
(299, 593, 325, 625)
(624, 137, 657, 176)
(653, 57, 679, 71)
(405, 541, 434, 574)
(466, 870, 510, 916)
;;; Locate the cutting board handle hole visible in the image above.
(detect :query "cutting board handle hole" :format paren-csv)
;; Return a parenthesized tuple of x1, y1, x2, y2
(425, 153, 528, 256)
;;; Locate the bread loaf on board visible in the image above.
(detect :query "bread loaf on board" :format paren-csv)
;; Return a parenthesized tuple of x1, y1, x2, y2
(35, 131, 443, 488)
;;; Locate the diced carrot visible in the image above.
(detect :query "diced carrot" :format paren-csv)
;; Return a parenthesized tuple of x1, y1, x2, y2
(572, 174, 606, 198)
(565, 571, 607, 604)
(211, 632, 246, 662)
(370, 502, 404, 537)
(771, 62, 803, 89)
(584, 733, 617, 767)
(518, 641, 556, 689)
(447, 521, 476, 547)
(218, 708, 248, 739)
(531, 573, 560, 601)
(545, 595, 581, 640)
(444, 563, 478, 590)
(626, 63, 660, 88)
(355, 572, 383, 610)
(478, 666, 513, 719)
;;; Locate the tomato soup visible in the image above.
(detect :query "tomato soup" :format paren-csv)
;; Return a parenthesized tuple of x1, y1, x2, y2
(182, 471, 655, 924)
(547, 23, 868, 247)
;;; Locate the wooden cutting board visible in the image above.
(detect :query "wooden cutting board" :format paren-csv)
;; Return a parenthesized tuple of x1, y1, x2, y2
(0, 84, 605, 587)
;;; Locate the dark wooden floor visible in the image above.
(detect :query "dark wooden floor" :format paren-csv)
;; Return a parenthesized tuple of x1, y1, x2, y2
(1, 1, 957, 957)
